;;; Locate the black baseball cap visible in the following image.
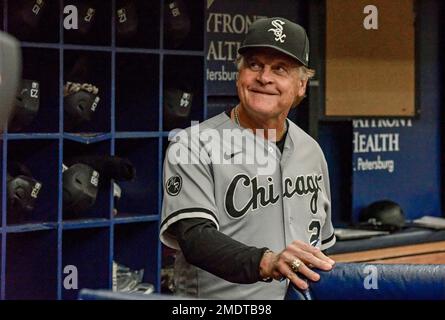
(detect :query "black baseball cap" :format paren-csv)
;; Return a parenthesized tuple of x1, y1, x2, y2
(238, 17, 310, 67)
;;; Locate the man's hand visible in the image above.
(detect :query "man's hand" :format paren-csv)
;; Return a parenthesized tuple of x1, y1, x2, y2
(259, 240, 335, 290)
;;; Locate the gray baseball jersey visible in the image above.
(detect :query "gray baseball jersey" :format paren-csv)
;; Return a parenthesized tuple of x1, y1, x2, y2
(160, 111, 336, 299)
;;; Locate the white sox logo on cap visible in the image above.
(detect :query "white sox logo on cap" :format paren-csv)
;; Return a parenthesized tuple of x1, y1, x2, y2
(268, 19, 286, 43)
(238, 17, 310, 67)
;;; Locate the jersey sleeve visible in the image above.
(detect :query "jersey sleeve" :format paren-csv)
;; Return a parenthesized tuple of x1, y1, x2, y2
(160, 134, 219, 250)
(320, 154, 336, 251)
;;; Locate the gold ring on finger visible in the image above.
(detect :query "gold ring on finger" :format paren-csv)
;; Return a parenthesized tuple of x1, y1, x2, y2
(291, 259, 302, 273)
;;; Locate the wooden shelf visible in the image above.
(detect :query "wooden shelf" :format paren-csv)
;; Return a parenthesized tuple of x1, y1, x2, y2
(331, 241, 445, 264)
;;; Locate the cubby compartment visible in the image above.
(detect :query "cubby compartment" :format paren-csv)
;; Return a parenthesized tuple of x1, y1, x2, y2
(115, 0, 160, 49)
(63, 139, 111, 220)
(114, 222, 159, 291)
(63, 0, 111, 46)
(163, 55, 204, 131)
(114, 138, 159, 217)
(7, 0, 59, 43)
(163, 0, 204, 51)
(5, 230, 57, 299)
(115, 53, 159, 132)
(63, 50, 111, 133)
(62, 227, 110, 300)
(6, 139, 58, 225)
(8, 47, 60, 133)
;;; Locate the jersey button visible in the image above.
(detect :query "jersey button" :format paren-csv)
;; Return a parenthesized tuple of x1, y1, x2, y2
(268, 146, 274, 153)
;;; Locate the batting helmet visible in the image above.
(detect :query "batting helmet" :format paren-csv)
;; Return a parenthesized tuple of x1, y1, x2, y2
(63, 163, 99, 214)
(359, 200, 405, 232)
(7, 162, 42, 216)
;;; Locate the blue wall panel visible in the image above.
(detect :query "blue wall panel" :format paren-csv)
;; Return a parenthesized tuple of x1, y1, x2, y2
(350, 0, 442, 222)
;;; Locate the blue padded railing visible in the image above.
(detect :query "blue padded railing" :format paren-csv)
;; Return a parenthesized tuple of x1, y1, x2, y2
(285, 263, 445, 300)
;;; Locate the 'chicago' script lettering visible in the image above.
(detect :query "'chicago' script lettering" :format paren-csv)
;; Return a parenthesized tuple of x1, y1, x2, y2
(225, 174, 323, 219)
(283, 175, 323, 214)
(225, 174, 279, 219)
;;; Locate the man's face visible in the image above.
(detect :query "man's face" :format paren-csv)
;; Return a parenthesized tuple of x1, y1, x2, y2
(236, 48, 307, 118)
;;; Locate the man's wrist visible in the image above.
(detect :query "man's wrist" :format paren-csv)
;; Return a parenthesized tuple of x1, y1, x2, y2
(259, 249, 275, 282)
